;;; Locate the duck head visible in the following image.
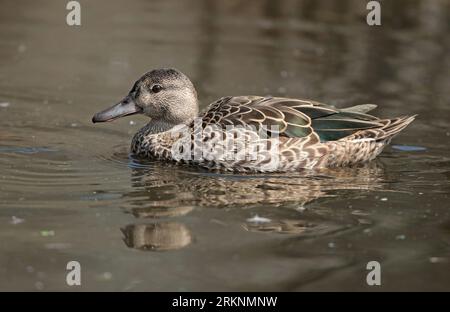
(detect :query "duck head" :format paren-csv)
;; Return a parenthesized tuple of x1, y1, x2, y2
(92, 68, 199, 125)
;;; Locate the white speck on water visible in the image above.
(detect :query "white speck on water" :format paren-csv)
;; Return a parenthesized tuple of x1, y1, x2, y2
(35, 281, 44, 290)
(363, 228, 372, 235)
(99, 272, 113, 281)
(381, 197, 388, 201)
(280, 70, 288, 78)
(295, 206, 306, 212)
(429, 257, 447, 264)
(18, 43, 27, 53)
(247, 215, 271, 223)
(26, 266, 34, 273)
(328, 242, 336, 248)
(395, 234, 406, 240)
(70, 123, 78, 127)
(10, 216, 25, 225)
(0, 102, 10, 108)
(129, 120, 136, 125)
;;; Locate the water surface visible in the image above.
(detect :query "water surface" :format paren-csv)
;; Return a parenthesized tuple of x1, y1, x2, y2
(0, 0, 449, 291)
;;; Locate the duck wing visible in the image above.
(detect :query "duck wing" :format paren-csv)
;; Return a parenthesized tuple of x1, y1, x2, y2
(200, 96, 384, 142)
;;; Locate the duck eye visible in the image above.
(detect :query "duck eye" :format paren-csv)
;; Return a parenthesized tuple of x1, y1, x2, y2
(151, 84, 163, 93)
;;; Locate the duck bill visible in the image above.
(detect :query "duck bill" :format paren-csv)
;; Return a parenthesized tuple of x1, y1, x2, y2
(92, 97, 142, 123)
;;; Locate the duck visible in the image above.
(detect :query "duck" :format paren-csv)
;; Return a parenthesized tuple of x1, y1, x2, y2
(92, 68, 415, 172)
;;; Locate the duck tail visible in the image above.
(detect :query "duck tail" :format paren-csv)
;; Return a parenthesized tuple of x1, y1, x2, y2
(376, 115, 417, 141)
(341, 104, 377, 114)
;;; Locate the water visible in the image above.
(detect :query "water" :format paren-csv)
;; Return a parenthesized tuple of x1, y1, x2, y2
(0, 0, 449, 291)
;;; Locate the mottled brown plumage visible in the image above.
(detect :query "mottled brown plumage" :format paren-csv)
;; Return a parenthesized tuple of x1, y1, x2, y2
(93, 68, 416, 172)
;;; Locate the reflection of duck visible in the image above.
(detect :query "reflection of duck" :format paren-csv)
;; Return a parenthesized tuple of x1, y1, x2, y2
(121, 223, 192, 251)
(120, 161, 385, 248)
(123, 160, 385, 209)
(92, 68, 415, 172)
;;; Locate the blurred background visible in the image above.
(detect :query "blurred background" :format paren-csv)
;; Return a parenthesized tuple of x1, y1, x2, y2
(0, 0, 449, 291)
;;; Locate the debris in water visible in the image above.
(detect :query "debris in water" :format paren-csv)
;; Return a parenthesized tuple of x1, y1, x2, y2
(40, 230, 55, 237)
(380, 197, 388, 201)
(246, 215, 271, 223)
(0, 102, 10, 108)
(395, 234, 406, 240)
(10, 216, 25, 225)
(129, 120, 136, 125)
(328, 242, 336, 248)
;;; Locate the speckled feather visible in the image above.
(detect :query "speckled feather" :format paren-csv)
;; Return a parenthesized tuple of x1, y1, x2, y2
(131, 96, 416, 172)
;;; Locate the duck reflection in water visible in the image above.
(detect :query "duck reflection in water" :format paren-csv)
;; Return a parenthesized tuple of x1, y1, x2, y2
(121, 223, 192, 251)
(120, 156, 387, 251)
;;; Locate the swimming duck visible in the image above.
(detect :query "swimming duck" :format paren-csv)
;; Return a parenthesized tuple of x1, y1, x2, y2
(92, 68, 415, 172)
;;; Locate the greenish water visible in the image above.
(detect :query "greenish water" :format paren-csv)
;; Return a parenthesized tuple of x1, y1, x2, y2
(0, 0, 449, 291)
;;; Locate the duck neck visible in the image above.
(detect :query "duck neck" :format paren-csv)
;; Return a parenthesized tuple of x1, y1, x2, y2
(131, 119, 179, 155)
(143, 120, 177, 135)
